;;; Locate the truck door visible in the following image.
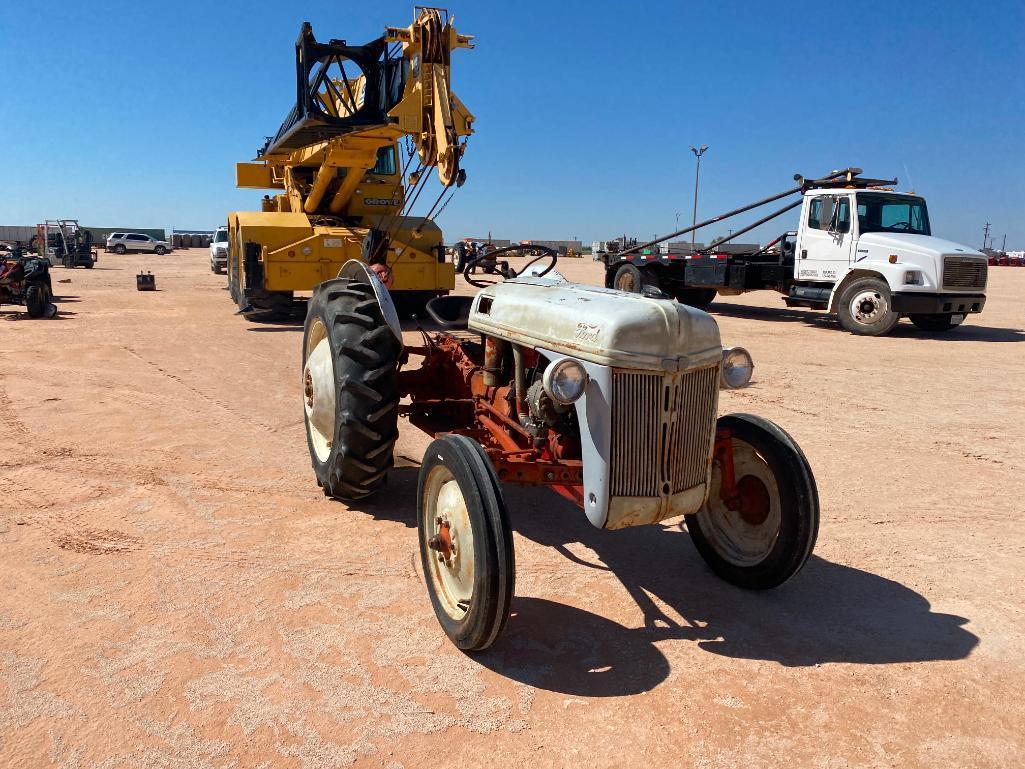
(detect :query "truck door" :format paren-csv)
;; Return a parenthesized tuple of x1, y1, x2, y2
(796, 195, 853, 283)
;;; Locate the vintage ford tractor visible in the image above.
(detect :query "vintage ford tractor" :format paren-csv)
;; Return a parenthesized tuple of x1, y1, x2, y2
(302, 249, 819, 650)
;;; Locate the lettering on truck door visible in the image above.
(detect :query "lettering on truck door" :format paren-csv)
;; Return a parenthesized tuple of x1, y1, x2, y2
(798, 195, 853, 282)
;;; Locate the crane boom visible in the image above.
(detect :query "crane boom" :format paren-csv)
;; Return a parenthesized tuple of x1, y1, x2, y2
(227, 8, 474, 320)
(237, 8, 474, 218)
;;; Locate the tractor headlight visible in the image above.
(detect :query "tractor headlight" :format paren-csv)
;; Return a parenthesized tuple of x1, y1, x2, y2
(543, 359, 588, 404)
(720, 346, 754, 389)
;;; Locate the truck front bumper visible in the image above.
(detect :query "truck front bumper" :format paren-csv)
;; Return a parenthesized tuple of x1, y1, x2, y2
(891, 292, 986, 315)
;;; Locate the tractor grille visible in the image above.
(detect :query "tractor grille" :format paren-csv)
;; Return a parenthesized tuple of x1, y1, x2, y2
(942, 256, 987, 291)
(609, 365, 719, 498)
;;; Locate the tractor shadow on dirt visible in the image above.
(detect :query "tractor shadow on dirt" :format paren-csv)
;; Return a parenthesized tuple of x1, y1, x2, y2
(710, 302, 1025, 342)
(344, 469, 977, 696)
(477, 485, 979, 695)
(1, 309, 76, 321)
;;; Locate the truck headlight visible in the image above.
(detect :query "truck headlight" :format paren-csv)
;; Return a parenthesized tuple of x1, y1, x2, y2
(543, 359, 588, 404)
(903, 270, 923, 285)
(720, 347, 754, 389)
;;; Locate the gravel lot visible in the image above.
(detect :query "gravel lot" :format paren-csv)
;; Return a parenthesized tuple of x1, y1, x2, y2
(1, 250, 1023, 768)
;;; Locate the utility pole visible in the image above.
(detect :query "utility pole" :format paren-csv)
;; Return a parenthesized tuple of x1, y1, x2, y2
(983, 222, 991, 250)
(690, 145, 709, 248)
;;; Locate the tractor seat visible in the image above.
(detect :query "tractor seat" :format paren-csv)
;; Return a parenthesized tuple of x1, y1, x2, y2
(425, 295, 475, 330)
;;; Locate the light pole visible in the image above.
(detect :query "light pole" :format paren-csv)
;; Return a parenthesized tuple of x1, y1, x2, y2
(690, 145, 708, 248)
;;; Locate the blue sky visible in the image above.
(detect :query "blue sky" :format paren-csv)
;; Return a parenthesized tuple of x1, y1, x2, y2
(1, 0, 1023, 249)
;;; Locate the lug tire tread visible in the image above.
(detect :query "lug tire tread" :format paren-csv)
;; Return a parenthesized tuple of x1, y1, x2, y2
(304, 278, 401, 500)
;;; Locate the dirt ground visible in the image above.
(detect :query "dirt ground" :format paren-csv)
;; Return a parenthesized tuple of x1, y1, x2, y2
(1, 249, 1023, 769)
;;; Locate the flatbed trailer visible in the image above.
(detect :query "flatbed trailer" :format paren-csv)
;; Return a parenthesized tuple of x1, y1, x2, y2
(599, 168, 988, 336)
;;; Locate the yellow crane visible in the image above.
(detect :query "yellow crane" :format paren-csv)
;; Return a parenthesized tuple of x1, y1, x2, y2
(228, 8, 474, 318)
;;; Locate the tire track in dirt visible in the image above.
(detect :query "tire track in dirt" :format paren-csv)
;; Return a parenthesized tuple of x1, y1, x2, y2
(121, 345, 279, 433)
(0, 378, 28, 437)
(0, 380, 146, 555)
(153, 544, 416, 579)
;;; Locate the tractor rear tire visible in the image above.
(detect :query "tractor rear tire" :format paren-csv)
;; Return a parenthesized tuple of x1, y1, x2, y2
(302, 278, 401, 500)
(25, 284, 48, 318)
(676, 288, 717, 308)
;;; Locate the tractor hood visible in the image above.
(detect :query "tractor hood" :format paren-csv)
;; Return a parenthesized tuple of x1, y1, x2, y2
(468, 278, 722, 372)
(857, 232, 982, 259)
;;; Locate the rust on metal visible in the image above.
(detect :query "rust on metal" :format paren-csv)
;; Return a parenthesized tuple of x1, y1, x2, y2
(428, 518, 454, 566)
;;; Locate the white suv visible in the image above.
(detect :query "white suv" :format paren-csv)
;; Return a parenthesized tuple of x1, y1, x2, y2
(210, 228, 229, 274)
(107, 233, 171, 255)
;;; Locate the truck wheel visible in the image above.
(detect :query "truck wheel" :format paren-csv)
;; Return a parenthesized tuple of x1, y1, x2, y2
(676, 288, 717, 308)
(836, 277, 900, 336)
(25, 284, 48, 318)
(613, 263, 654, 293)
(418, 434, 514, 651)
(302, 278, 401, 500)
(686, 414, 819, 589)
(910, 313, 963, 332)
(453, 242, 467, 273)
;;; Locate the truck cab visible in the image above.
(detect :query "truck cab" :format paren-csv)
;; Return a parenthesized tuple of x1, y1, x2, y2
(789, 188, 987, 334)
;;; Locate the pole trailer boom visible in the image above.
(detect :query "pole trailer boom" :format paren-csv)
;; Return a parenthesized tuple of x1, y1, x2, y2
(618, 167, 896, 257)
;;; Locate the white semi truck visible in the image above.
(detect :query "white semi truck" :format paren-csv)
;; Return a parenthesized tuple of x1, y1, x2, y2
(601, 168, 988, 335)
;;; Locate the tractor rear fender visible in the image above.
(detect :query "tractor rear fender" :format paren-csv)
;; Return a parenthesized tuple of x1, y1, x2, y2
(337, 259, 403, 343)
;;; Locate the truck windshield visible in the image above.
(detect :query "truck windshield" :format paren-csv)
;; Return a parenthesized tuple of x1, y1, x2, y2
(856, 193, 930, 236)
(214, 230, 228, 242)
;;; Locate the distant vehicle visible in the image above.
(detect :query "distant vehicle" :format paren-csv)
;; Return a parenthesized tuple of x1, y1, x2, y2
(997, 253, 1010, 266)
(988, 254, 999, 266)
(210, 227, 229, 274)
(0, 245, 56, 318)
(599, 168, 987, 336)
(106, 233, 170, 255)
(31, 220, 97, 268)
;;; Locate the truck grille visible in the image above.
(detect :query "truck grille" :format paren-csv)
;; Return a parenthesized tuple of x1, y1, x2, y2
(942, 256, 987, 291)
(609, 366, 719, 498)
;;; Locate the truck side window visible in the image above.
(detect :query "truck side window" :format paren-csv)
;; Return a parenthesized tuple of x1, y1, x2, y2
(807, 198, 823, 230)
(807, 197, 836, 231)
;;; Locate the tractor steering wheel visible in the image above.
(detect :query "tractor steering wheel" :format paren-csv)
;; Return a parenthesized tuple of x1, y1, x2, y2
(461, 245, 559, 288)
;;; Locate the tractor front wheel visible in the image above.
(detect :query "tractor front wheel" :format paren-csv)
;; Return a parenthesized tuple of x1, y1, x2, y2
(686, 414, 819, 589)
(418, 435, 514, 651)
(302, 278, 401, 500)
